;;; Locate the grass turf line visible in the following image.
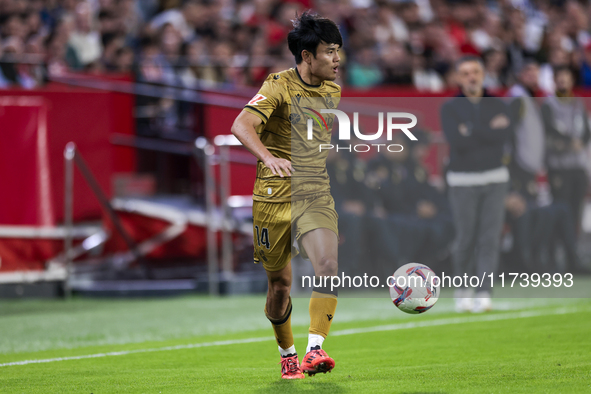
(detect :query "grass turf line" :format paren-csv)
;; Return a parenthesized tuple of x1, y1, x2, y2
(0, 301, 590, 393)
(0, 305, 586, 367)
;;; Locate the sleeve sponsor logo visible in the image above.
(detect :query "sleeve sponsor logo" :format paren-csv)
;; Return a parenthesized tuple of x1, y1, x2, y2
(248, 94, 267, 106)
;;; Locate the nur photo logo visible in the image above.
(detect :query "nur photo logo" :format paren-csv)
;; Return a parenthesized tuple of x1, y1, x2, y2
(303, 108, 419, 152)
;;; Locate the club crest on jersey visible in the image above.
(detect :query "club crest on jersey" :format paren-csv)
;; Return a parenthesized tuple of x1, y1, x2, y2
(248, 94, 266, 106)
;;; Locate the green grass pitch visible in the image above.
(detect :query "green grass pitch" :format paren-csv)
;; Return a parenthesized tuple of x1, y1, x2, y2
(0, 288, 590, 393)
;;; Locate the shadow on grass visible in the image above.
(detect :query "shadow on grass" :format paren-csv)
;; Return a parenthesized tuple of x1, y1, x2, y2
(258, 381, 447, 394)
(258, 380, 348, 393)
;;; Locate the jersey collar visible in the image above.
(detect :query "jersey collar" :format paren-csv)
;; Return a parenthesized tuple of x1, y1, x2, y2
(295, 67, 322, 88)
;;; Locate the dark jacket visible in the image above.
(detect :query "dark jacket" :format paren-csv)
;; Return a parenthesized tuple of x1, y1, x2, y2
(441, 92, 514, 172)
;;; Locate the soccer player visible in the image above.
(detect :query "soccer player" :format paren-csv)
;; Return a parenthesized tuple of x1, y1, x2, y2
(231, 11, 342, 379)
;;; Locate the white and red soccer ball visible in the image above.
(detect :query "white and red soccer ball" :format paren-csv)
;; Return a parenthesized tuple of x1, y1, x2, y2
(389, 263, 439, 314)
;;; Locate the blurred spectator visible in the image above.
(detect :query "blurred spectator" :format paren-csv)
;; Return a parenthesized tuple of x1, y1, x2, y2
(441, 56, 514, 313)
(482, 48, 507, 90)
(67, 2, 102, 68)
(542, 66, 591, 235)
(579, 42, 591, 87)
(45, 31, 69, 78)
(565, 1, 590, 49)
(201, 41, 235, 85)
(412, 52, 444, 92)
(0, 43, 9, 87)
(0, 36, 22, 85)
(348, 46, 382, 88)
(471, 13, 501, 53)
(380, 43, 412, 86)
(178, 38, 206, 87)
(137, 35, 174, 85)
(114, 45, 134, 72)
(149, 0, 202, 42)
(503, 189, 581, 273)
(506, 60, 545, 203)
(101, 34, 124, 70)
(503, 62, 586, 274)
(374, 3, 409, 45)
(539, 48, 570, 95)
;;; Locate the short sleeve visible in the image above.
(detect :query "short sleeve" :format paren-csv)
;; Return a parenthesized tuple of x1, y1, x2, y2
(243, 79, 285, 124)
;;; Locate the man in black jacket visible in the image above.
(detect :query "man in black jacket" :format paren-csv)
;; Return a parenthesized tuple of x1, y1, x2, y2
(542, 66, 591, 236)
(441, 56, 514, 313)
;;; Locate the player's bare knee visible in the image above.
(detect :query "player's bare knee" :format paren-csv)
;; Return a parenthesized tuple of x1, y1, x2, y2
(315, 256, 338, 277)
(268, 278, 291, 299)
(269, 285, 290, 305)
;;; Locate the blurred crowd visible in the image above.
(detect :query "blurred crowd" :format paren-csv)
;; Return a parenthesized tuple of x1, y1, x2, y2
(3, 0, 591, 91)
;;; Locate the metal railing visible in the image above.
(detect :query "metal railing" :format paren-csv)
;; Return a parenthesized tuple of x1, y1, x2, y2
(192, 135, 254, 295)
(62, 142, 190, 296)
(194, 137, 219, 295)
(63, 134, 256, 296)
(64, 142, 140, 297)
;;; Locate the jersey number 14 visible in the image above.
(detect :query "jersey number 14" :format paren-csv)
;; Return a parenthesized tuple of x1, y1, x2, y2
(254, 225, 270, 249)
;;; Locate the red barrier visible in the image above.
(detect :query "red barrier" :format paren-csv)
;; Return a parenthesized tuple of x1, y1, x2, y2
(204, 105, 257, 197)
(0, 83, 135, 225)
(0, 97, 53, 226)
(104, 211, 207, 260)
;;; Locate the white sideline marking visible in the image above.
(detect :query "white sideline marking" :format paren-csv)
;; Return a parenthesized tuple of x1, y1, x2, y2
(0, 306, 583, 368)
(0, 337, 274, 368)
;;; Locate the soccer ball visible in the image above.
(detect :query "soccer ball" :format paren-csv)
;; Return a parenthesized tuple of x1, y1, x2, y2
(389, 263, 439, 314)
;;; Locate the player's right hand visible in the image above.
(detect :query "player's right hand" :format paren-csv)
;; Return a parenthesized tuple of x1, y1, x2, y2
(263, 156, 294, 177)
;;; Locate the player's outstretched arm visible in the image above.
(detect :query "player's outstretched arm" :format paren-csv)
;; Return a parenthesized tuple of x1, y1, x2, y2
(231, 110, 294, 177)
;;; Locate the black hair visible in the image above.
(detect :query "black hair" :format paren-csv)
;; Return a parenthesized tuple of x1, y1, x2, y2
(287, 11, 342, 64)
(98, 10, 113, 20)
(115, 46, 133, 57)
(515, 57, 538, 73)
(101, 32, 118, 47)
(43, 30, 56, 47)
(455, 55, 484, 70)
(553, 65, 572, 78)
(139, 36, 158, 51)
(410, 129, 431, 145)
